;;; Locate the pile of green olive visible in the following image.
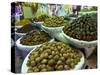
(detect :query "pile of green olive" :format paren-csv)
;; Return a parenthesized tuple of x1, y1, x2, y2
(15, 18, 31, 26)
(64, 14, 97, 41)
(27, 41, 82, 72)
(43, 16, 69, 27)
(34, 15, 49, 22)
(20, 31, 51, 45)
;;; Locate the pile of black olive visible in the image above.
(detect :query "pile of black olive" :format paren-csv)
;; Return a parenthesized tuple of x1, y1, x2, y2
(64, 14, 97, 41)
(20, 31, 51, 45)
(34, 15, 49, 22)
(16, 24, 37, 33)
(27, 41, 82, 72)
(43, 16, 69, 27)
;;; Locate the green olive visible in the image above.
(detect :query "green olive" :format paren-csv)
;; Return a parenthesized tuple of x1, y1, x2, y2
(30, 60, 36, 66)
(27, 41, 82, 72)
(40, 64, 46, 69)
(64, 65, 70, 70)
(34, 68, 39, 72)
(57, 60, 63, 65)
(47, 65, 54, 71)
(20, 31, 51, 45)
(63, 53, 68, 58)
(35, 57, 41, 63)
(56, 65, 63, 70)
(60, 57, 65, 62)
(53, 55, 59, 61)
(41, 68, 47, 72)
(48, 55, 53, 59)
(44, 53, 49, 57)
(48, 59, 55, 66)
(41, 59, 48, 64)
(43, 16, 69, 27)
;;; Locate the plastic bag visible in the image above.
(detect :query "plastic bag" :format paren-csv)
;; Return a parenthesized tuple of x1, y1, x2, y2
(35, 4, 48, 18)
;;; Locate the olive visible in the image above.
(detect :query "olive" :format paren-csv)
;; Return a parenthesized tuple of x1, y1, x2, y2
(48, 59, 55, 66)
(64, 14, 97, 41)
(30, 60, 36, 66)
(27, 41, 82, 72)
(34, 68, 39, 72)
(52, 51, 55, 55)
(30, 55, 35, 61)
(59, 53, 63, 57)
(63, 53, 68, 58)
(66, 59, 71, 64)
(41, 59, 48, 64)
(56, 65, 63, 70)
(48, 55, 53, 59)
(64, 65, 70, 70)
(15, 18, 31, 26)
(57, 46, 62, 50)
(40, 54, 44, 59)
(35, 57, 41, 63)
(20, 31, 51, 45)
(43, 16, 69, 27)
(70, 62, 75, 68)
(60, 57, 65, 62)
(16, 25, 36, 33)
(53, 55, 59, 61)
(34, 15, 49, 22)
(60, 48, 65, 53)
(47, 65, 54, 71)
(40, 64, 46, 69)
(57, 60, 63, 65)
(55, 51, 59, 55)
(50, 47, 54, 50)
(41, 68, 47, 72)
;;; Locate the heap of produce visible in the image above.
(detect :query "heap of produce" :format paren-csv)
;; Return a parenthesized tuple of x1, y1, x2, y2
(34, 15, 49, 22)
(15, 18, 31, 26)
(64, 14, 97, 41)
(16, 24, 37, 33)
(89, 13, 97, 22)
(27, 41, 82, 72)
(43, 16, 69, 27)
(20, 31, 51, 45)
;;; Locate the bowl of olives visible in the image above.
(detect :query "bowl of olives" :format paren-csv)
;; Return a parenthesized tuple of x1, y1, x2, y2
(41, 16, 69, 37)
(62, 14, 97, 57)
(33, 15, 49, 27)
(21, 41, 84, 73)
(15, 24, 37, 38)
(16, 31, 54, 58)
(15, 18, 31, 26)
(34, 15, 49, 23)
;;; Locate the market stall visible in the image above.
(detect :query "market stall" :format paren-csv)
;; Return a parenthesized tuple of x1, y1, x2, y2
(11, 2, 97, 73)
